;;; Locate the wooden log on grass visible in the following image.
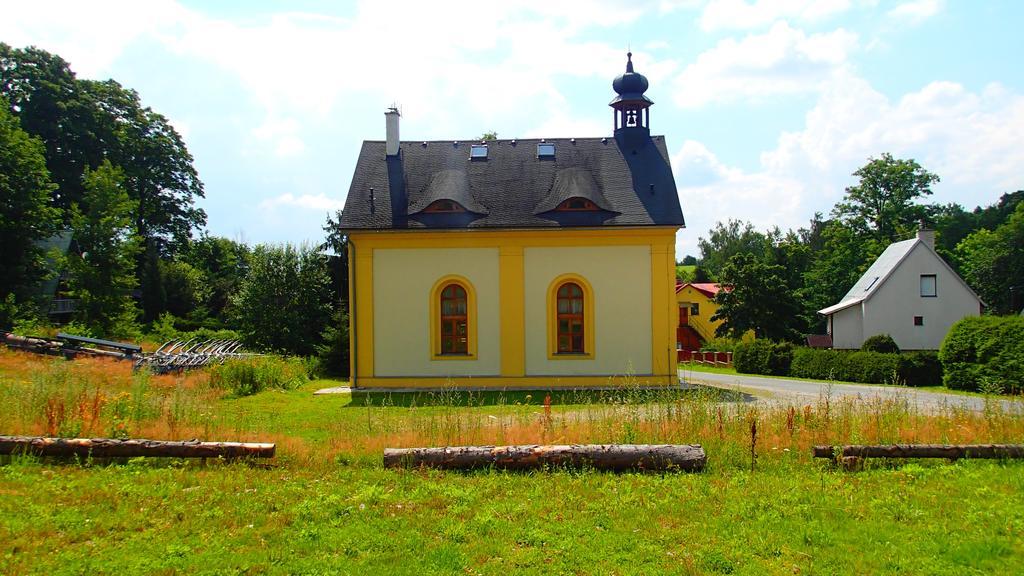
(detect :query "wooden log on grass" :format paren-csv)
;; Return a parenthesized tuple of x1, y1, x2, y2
(383, 444, 706, 472)
(812, 444, 1024, 460)
(0, 436, 275, 459)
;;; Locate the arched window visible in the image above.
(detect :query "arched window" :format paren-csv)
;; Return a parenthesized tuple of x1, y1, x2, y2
(556, 282, 585, 353)
(430, 276, 477, 360)
(439, 283, 468, 354)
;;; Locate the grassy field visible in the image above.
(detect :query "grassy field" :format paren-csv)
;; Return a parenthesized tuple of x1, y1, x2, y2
(2, 348, 1023, 575)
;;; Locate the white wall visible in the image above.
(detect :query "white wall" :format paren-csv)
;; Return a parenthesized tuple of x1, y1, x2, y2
(523, 246, 652, 376)
(862, 243, 980, 350)
(830, 305, 864, 350)
(372, 248, 501, 376)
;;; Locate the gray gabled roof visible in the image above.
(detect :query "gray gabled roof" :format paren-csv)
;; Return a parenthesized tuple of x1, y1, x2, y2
(819, 236, 983, 315)
(338, 136, 684, 230)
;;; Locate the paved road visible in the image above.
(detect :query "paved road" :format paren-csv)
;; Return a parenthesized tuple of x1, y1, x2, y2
(682, 369, 1024, 413)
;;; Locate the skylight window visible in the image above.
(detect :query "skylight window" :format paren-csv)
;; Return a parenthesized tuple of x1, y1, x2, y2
(537, 143, 555, 158)
(470, 144, 488, 159)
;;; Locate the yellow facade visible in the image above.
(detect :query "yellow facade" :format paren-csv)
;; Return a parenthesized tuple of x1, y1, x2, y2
(675, 284, 753, 344)
(348, 228, 678, 389)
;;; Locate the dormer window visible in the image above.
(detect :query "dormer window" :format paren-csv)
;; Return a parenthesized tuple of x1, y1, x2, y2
(470, 144, 488, 159)
(537, 143, 555, 158)
(556, 197, 599, 211)
(423, 199, 467, 213)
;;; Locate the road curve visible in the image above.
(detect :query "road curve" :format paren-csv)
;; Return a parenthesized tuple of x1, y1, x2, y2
(681, 369, 1024, 413)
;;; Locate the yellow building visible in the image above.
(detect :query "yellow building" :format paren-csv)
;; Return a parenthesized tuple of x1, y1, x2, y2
(675, 282, 754, 352)
(339, 54, 685, 389)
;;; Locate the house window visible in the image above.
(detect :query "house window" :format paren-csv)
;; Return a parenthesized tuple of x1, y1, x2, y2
(423, 199, 466, 213)
(440, 284, 468, 354)
(556, 283, 585, 353)
(547, 274, 594, 359)
(920, 274, 937, 297)
(429, 276, 477, 360)
(555, 197, 599, 211)
(914, 316, 924, 326)
(690, 303, 699, 316)
(537, 142, 555, 158)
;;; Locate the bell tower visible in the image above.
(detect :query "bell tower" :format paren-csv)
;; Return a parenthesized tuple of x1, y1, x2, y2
(610, 52, 653, 137)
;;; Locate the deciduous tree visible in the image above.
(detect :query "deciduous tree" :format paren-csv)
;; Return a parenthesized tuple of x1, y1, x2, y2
(711, 253, 802, 341)
(0, 98, 60, 309)
(67, 161, 140, 337)
(833, 153, 939, 244)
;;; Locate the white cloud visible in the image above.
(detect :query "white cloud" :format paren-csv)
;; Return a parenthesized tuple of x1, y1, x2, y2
(671, 21, 858, 107)
(259, 193, 345, 212)
(0, 0, 187, 77)
(675, 71, 1024, 256)
(699, 0, 852, 31)
(250, 117, 306, 158)
(887, 0, 942, 24)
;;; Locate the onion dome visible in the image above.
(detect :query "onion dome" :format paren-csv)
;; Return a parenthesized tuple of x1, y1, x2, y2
(610, 52, 653, 106)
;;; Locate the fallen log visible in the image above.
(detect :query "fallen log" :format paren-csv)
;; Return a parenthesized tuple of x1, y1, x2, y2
(383, 444, 706, 472)
(812, 444, 1024, 460)
(0, 436, 275, 459)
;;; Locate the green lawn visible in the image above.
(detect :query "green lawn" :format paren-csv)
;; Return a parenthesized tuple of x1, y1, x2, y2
(2, 352, 1024, 574)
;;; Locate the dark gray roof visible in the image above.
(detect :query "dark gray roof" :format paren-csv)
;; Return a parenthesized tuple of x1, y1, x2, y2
(339, 136, 685, 230)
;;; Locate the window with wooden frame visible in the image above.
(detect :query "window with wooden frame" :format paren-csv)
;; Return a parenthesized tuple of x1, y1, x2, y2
(555, 197, 599, 211)
(423, 199, 467, 213)
(429, 276, 477, 360)
(556, 282, 585, 353)
(439, 284, 468, 354)
(547, 274, 595, 359)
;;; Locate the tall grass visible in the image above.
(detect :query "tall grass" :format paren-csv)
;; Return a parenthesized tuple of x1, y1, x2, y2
(1, 347, 1022, 471)
(207, 356, 311, 397)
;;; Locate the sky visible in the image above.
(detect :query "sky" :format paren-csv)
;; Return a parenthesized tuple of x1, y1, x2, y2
(3, 0, 1023, 257)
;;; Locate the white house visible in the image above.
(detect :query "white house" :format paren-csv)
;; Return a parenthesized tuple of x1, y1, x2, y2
(819, 229, 983, 350)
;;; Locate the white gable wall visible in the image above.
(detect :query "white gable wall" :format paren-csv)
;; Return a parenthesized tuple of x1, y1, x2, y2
(858, 242, 980, 350)
(830, 304, 864, 350)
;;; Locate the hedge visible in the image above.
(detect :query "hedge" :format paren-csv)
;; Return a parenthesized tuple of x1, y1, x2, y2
(939, 316, 1024, 393)
(788, 348, 942, 386)
(733, 340, 792, 376)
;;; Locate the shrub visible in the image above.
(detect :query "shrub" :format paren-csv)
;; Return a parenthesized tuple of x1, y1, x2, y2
(734, 340, 791, 376)
(208, 356, 310, 397)
(897, 351, 943, 387)
(701, 337, 738, 353)
(846, 351, 900, 384)
(733, 340, 771, 375)
(790, 348, 841, 380)
(861, 334, 900, 354)
(940, 316, 1024, 393)
(767, 342, 794, 376)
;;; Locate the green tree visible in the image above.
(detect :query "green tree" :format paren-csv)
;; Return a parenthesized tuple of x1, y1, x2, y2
(479, 131, 498, 141)
(957, 203, 1024, 314)
(833, 153, 940, 244)
(0, 98, 60, 313)
(67, 161, 140, 337)
(1, 45, 206, 320)
(182, 234, 250, 323)
(697, 220, 773, 281)
(711, 253, 802, 341)
(799, 220, 874, 332)
(160, 259, 211, 320)
(231, 244, 332, 356)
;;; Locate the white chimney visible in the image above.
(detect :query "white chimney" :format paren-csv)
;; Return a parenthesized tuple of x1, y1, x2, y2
(385, 106, 400, 156)
(917, 227, 935, 249)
